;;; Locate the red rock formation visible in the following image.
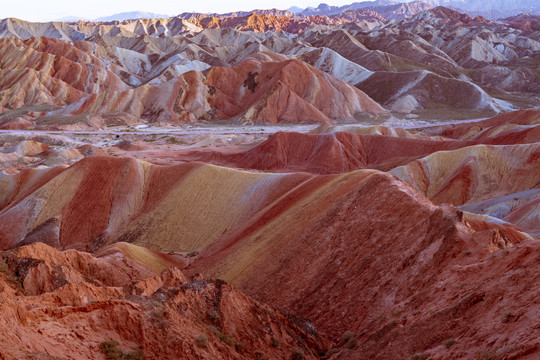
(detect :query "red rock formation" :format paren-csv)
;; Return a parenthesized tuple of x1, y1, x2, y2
(187, 131, 472, 173)
(331, 9, 388, 23)
(0, 37, 129, 109)
(503, 14, 540, 32)
(188, 13, 350, 34)
(0, 118, 537, 359)
(390, 142, 540, 206)
(0, 9, 539, 360)
(0, 157, 316, 252)
(425, 6, 491, 26)
(185, 169, 536, 359)
(503, 198, 540, 238)
(0, 242, 325, 359)
(185, 110, 540, 173)
(205, 57, 385, 123)
(439, 109, 540, 143)
(61, 56, 385, 123)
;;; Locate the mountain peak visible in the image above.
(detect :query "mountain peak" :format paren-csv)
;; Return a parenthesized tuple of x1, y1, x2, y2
(93, 11, 171, 22)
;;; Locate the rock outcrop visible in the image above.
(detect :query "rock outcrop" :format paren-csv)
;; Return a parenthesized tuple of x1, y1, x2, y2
(0, 242, 325, 359)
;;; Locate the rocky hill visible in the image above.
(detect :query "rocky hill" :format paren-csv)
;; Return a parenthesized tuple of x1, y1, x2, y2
(0, 4, 539, 359)
(0, 5, 539, 124)
(0, 110, 538, 358)
(0, 242, 325, 359)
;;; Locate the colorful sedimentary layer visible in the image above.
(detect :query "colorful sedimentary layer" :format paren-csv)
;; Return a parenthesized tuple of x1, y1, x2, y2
(0, 135, 536, 358)
(0, 4, 539, 359)
(0, 157, 313, 252)
(59, 57, 384, 123)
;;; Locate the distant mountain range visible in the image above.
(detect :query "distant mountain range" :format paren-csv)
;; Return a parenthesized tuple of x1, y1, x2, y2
(286, 6, 305, 13)
(293, 0, 539, 19)
(54, 0, 540, 23)
(299, 0, 396, 16)
(410, 0, 540, 19)
(55, 11, 171, 22)
(416, 0, 539, 11)
(95, 11, 171, 21)
(55, 16, 90, 22)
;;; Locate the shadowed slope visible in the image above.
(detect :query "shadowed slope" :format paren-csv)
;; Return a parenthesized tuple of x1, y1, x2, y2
(356, 70, 510, 113)
(460, 189, 540, 238)
(503, 198, 540, 238)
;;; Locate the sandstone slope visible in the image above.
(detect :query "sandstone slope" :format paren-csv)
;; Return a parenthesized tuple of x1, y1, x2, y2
(185, 169, 537, 359)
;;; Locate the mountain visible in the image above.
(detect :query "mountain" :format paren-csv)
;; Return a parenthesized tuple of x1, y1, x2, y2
(185, 13, 343, 33)
(406, 0, 540, 18)
(301, 0, 397, 16)
(1, 3, 540, 360)
(420, 0, 539, 11)
(300, 0, 540, 19)
(1, 108, 538, 358)
(374, 1, 434, 19)
(287, 6, 305, 13)
(503, 13, 540, 31)
(48, 1, 540, 24)
(93, 11, 172, 22)
(179, 9, 300, 21)
(286, 1, 434, 21)
(1, 5, 539, 124)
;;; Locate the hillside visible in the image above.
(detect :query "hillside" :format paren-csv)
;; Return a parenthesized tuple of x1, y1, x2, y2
(0, 3, 539, 359)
